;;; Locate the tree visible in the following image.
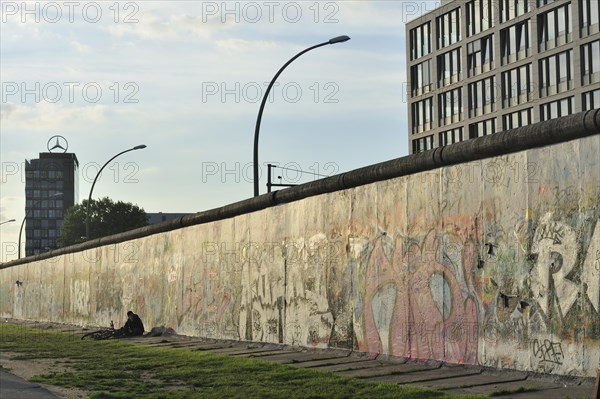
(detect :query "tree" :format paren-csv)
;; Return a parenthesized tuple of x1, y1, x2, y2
(59, 197, 148, 246)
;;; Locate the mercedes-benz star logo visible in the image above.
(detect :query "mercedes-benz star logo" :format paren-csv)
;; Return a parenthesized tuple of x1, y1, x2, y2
(47, 135, 68, 153)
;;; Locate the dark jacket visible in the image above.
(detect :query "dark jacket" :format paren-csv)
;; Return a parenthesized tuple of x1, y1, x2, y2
(124, 313, 144, 336)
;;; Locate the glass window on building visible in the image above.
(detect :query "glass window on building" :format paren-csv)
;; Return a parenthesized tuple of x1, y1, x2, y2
(469, 118, 496, 138)
(410, 22, 431, 60)
(438, 88, 463, 126)
(437, 48, 461, 87)
(466, 0, 495, 36)
(468, 76, 497, 117)
(467, 34, 494, 77)
(503, 108, 532, 130)
(581, 40, 600, 85)
(538, 3, 572, 51)
(580, 0, 599, 37)
(439, 127, 464, 146)
(437, 7, 461, 49)
(412, 135, 434, 153)
(537, 0, 556, 6)
(501, 20, 530, 65)
(410, 59, 432, 96)
(539, 49, 573, 97)
(540, 96, 573, 120)
(582, 89, 600, 110)
(411, 97, 433, 134)
(499, 0, 529, 23)
(502, 63, 532, 108)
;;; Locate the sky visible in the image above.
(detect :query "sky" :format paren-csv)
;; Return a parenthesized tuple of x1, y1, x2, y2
(0, 0, 436, 262)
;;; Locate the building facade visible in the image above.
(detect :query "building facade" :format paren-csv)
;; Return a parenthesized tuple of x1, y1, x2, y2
(24, 152, 79, 256)
(406, 0, 600, 154)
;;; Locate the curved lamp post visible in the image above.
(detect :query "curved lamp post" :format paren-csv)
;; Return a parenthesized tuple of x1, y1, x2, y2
(85, 145, 147, 240)
(0, 219, 16, 226)
(253, 35, 350, 197)
(18, 193, 63, 259)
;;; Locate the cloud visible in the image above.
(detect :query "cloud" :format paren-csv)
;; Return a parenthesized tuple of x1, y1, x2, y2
(1, 102, 108, 130)
(107, 13, 233, 41)
(69, 41, 91, 53)
(215, 38, 278, 55)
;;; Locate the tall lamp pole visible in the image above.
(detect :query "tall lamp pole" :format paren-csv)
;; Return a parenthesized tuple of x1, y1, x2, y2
(85, 145, 147, 240)
(253, 35, 350, 197)
(18, 193, 63, 259)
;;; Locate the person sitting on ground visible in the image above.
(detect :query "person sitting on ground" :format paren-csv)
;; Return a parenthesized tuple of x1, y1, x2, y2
(119, 310, 144, 337)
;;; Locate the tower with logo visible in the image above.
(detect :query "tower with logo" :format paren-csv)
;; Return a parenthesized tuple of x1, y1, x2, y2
(24, 136, 79, 256)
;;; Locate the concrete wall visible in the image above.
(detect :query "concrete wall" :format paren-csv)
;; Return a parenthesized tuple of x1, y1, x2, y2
(1, 123, 599, 377)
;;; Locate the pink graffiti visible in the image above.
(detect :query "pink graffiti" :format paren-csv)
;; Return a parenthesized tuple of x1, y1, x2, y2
(363, 226, 480, 365)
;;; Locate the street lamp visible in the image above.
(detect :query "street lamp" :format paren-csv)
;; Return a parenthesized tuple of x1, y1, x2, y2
(253, 35, 351, 197)
(85, 145, 147, 240)
(18, 193, 63, 259)
(0, 219, 16, 226)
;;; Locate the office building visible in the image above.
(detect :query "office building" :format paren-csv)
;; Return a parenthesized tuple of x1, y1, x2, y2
(24, 152, 79, 256)
(406, 0, 600, 154)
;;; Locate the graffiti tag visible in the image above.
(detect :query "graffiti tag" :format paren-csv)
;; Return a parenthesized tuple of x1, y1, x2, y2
(532, 339, 564, 365)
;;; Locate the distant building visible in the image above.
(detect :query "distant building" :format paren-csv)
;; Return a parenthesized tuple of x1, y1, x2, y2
(147, 212, 192, 225)
(24, 152, 79, 256)
(406, 0, 600, 154)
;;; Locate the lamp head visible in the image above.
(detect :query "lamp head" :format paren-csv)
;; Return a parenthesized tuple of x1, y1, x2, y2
(329, 35, 351, 44)
(133, 145, 147, 150)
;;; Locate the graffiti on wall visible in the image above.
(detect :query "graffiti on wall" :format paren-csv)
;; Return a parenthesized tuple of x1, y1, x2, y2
(354, 206, 599, 369)
(530, 212, 600, 327)
(356, 214, 482, 364)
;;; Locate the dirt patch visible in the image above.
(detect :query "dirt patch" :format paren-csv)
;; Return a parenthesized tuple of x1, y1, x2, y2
(0, 352, 89, 399)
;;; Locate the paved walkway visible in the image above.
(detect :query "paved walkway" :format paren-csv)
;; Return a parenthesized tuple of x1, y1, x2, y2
(0, 370, 60, 398)
(2, 320, 598, 398)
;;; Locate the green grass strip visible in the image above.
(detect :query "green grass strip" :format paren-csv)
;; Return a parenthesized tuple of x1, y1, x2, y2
(0, 324, 485, 399)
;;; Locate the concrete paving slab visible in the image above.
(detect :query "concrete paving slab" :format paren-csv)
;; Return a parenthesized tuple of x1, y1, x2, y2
(239, 350, 300, 358)
(366, 365, 482, 384)
(240, 352, 350, 365)
(474, 384, 595, 399)
(289, 355, 375, 369)
(168, 341, 221, 348)
(514, 385, 595, 399)
(206, 346, 275, 356)
(335, 362, 436, 378)
(444, 378, 563, 397)
(416, 370, 528, 389)
(191, 344, 240, 351)
(313, 359, 388, 372)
